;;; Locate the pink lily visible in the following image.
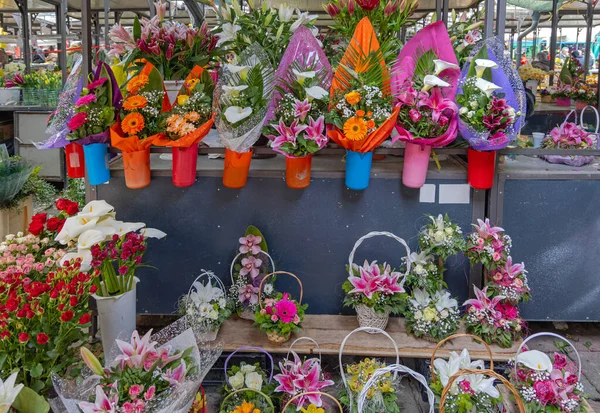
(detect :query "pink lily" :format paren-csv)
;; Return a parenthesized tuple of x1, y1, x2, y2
(417, 87, 458, 123)
(464, 286, 505, 313)
(292, 364, 335, 407)
(115, 330, 157, 370)
(348, 260, 386, 299)
(305, 116, 327, 148)
(162, 359, 187, 386)
(240, 256, 262, 279)
(292, 99, 311, 121)
(379, 267, 406, 295)
(79, 386, 117, 413)
(472, 218, 504, 239)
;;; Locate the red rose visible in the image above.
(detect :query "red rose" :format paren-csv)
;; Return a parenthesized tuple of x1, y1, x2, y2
(90, 285, 98, 294)
(78, 313, 91, 325)
(57, 303, 65, 311)
(55, 198, 69, 211)
(46, 217, 61, 231)
(49, 289, 59, 299)
(31, 213, 47, 223)
(66, 202, 79, 216)
(5, 298, 18, 312)
(36, 333, 49, 345)
(69, 296, 78, 306)
(60, 310, 74, 322)
(28, 221, 44, 236)
(0, 331, 10, 340)
(18, 332, 29, 343)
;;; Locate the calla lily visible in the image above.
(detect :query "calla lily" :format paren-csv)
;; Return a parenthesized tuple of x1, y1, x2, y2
(475, 59, 499, 78)
(305, 85, 328, 101)
(223, 85, 248, 97)
(226, 64, 250, 80)
(516, 350, 553, 373)
(474, 78, 502, 98)
(433, 59, 460, 76)
(78, 200, 115, 219)
(0, 372, 24, 413)
(81, 347, 106, 377)
(422, 75, 450, 92)
(77, 229, 108, 250)
(224, 106, 253, 124)
(96, 218, 146, 238)
(55, 216, 101, 244)
(292, 69, 316, 85)
(139, 228, 167, 239)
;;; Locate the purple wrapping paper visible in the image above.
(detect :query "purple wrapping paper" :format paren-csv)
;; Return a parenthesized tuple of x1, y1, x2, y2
(541, 155, 595, 167)
(265, 26, 332, 123)
(77, 129, 110, 145)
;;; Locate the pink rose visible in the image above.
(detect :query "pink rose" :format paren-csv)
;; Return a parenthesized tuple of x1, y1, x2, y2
(271, 314, 278, 322)
(122, 402, 135, 413)
(409, 109, 422, 123)
(477, 238, 485, 246)
(129, 384, 144, 399)
(492, 252, 501, 261)
(553, 353, 568, 370)
(534, 380, 557, 405)
(492, 271, 503, 282)
(514, 278, 523, 288)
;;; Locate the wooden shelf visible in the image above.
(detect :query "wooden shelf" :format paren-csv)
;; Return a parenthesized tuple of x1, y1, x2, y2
(216, 314, 521, 362)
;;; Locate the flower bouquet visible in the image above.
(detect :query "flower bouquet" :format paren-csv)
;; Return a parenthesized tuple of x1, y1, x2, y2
(154, 66, 215, 187)
(555, 57, 584, 107)
(55, 200, 166, 365)
(343, 231, 409, 331)
(67, 62, 122, 186)
(518, 63, 547, 92)
(541, 109, 598, 167)
(573, 85, 597, 110)
(264, 26, 331, 189)
(220, 346, 276, 413)
(392, 21, 460, 188)
(457, 39, 525, 189)
(254, 271, 307, 344)
(229, 226, 276, 320)
(487, 257, 530, 303)
(540, 88, 555, 104)
(110, 63, 170, 189)
(405, 288, 460, 342)
(508, 333, 588, 413)
(464, 286, 525, 348)
(326, 17, 399, 190)
(179, 270, 231, 342)
(283, 393, 343, 413)
(214, 43, 275, 188)
(403, 251, 444, 294)
(53, 317, 223, 413)
(447, 10, 484, 67)
(551, 83, 575, 107)
(465, 218, 512, 270)
(418, 214, 465, 265)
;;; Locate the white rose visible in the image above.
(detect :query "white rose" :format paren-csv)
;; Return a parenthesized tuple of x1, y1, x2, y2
(16, 232, 23, 237)
(470, 101, 478, 109)
(240, 364, 257, 374)
(433, 231, 445, 243)
(209, 310, 218, 320)
(218, 298, 227, 309)
(245, 371, 263, 391)
(415, 264, 424, 274)
(4, 234, 14, 241)
(467, 111, 474, 118)
(459, 107, 468, 115)
(444, 227, 454, 235)
(440, 309, 449, 318)
(415, 310, 423, 320)
(229, 372, 244, 390)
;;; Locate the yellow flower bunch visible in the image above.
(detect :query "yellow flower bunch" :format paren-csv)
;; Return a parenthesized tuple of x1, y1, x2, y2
(346, 358, 393, 399)
(518, 64, 547, 82)
(301, 405, 325, 413)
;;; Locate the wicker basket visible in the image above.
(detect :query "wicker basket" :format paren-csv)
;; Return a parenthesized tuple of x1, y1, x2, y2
(430, 333, 495, 383)
(258, 271, 303, 343)
(347, 231, 411, 332)
(185, 270, 226, 342)
(230, 250, 275, 321)
(267, 331, 290, 344)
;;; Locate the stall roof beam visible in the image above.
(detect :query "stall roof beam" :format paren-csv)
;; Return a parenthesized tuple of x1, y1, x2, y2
(14, 0, 31, 72)
(549, 0, 559, 85)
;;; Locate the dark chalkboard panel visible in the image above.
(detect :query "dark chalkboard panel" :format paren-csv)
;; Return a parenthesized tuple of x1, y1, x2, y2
(502, 179, 600, 321)
(97, 176, 473, 315)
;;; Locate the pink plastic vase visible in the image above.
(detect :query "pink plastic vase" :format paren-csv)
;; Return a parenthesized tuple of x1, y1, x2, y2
(402, 142, 432, 188)
(556, 97, 571, 107)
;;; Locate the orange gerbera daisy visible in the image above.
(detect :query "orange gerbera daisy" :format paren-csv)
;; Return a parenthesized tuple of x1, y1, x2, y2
(122, 112, 145, 136)
(230, 400, 260, 413)
(123, 95, 148, 111)
(343, 116, 368, 141)
(126, 74, 149, 95)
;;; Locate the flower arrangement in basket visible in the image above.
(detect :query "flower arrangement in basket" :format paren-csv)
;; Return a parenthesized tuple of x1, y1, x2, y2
(418, 214, 465, 263)
(282, 392, 344, 413)
(392, 21, 460, 188)
(573, 85, 597, 107)
(465, 218, 512, 270)
(179, 270, 231, 342)
(229, 226, 276, 320)
(254, 271, 307, 344)
(403, 251, 444, 294)
(264, 26, 331, 189)
(405, 288, 460, 342)
(507, 333, 587, 413)
(342, 231, 410, 331)
(338, 327, 400, 413)
(325, 17, 399, 190)
(220, 346, 276, 413)
(487, 257, 530, 302)
(430, 334, 504, 413)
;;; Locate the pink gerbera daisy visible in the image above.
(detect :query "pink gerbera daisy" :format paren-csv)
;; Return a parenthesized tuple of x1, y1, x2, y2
(88, 77, 108, 90)
(68, 112, 88, 130)
(75, 94, 96, 107)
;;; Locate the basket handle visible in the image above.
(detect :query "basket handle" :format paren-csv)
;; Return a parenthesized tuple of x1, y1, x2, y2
(282, 392, 343, 412)
(186, 270, 226, 301)
(286, 336, 322, 365)
(348, 231, 411, 279)
(580, 105, 600, 135)
(430, 333, 494, 382)
(357, 364, 435, 413)
(514, 332, 581, 381)
(230, 251, 276, 285)
(338, 327, 400, 411)
(258, 271, 303, 309)
(220, 388, 275, 412)
(562, 109, 578, 127)
(223, 346, 274, 388)
(440, 368, 525, 413)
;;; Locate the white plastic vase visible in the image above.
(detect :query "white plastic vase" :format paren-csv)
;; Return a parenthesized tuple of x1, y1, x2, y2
(525, 80, 539, 92)
(163, 80, 183, 106)
(93, 277, 139, 366)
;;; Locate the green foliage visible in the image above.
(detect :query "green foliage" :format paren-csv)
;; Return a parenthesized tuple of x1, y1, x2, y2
(412, 49, 438, 90)
(0, 166, 56, 210)
(12, 386, 50, 413)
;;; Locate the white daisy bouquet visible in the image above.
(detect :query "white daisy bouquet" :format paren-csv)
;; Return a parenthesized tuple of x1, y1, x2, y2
(405, 288, 460, 342)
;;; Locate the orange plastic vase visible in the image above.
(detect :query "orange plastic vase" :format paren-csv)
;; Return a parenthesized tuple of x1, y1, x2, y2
(123, 148, 151, 189)
(223, 148, 253, 189)
(286, 155, 312, 189)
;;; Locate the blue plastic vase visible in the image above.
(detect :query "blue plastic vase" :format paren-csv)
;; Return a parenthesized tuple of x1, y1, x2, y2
(83, 143, 110, 185)
(345, 150, 373, 190)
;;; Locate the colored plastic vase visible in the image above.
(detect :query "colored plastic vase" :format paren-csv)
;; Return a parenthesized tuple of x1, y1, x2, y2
(555, 97, 571, 107)
(223, 148, 253, 189)
(286, 155, 312, 189)
(468, 148, 496, 190)
(172, 144, 198, 188)
(123, 148, 151, 189)
(402, 142, 431, 188)
(65, 142, 85, 178)
(345, 150, 373, 190)
(83, 143, 110, 185)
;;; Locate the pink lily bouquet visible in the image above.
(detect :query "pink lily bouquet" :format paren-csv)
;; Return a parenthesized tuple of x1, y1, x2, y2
(465, 218, 512, 270)
(275, 351, 335, 411)
(542, 121, 596, 150)
(254, 292, 307, 344)
(464, 286, 525, 348)
(488, 257, 531, 302)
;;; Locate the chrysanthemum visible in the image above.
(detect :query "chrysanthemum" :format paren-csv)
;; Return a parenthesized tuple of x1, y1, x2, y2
(123, 95, 148, 111)
(75, 94, 96, 107)
(126, 74, 149, 95)
(122, 112, 145, 136)
(343, 116, 368, 141)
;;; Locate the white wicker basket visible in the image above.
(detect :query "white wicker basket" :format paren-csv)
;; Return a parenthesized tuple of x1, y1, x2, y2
(186, 270, 227, 342)
(230, 250, 275, 320)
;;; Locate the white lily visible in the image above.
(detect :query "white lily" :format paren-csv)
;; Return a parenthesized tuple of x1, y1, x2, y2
(226, 64, 251, 81)
(430, 214, 445, 231)
(290, 10, 318, 31)
(77, 229, 109, 250)
(433, 59, 459, 76)
(433, 354, 463, 387)
(454, 348, 485, 370)
(305, 85, 328, 101)
(190, 280, 224, 307)
(475, 59, 498, 78)
(516, 350, 553, 373)
(467, 374, 500, 398)
(55, 216, 101, 244)
(223, 85, 248, 98)
(410, 288, 431, 308)
(433, 290, 458, 311)
(409, 251, 433, 266)
(218, 3, 232, 21)
(292, 69, 316, 85)
(475, 78, 502, 98)
(140, 228, 167, 239)
(278, 4, 294, 22)
(422, 75, 450, 92)
(60, 250, 93, 272)
(224, 106, 253, 124)
(0, 372, 23, 413)
(216, 23, 241, 47)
